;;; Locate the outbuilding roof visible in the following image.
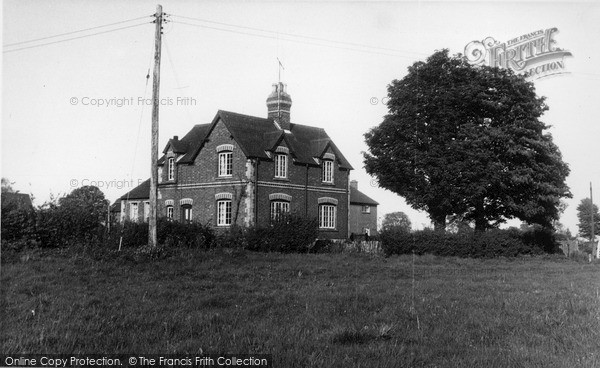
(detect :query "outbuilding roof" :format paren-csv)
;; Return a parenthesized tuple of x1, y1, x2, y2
(119, 179, 150, 200)
(350, 187, 379, 206)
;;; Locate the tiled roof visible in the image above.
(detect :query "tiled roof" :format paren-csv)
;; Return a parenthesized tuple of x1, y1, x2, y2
(350, 188, 379, 206)
(158, 110, 353, 170)
(120, 179, 150, 200)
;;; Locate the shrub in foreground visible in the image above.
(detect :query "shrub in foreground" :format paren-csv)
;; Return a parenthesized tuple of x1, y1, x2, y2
(109, 218, 215, 249)
(244, 216, 319, 253)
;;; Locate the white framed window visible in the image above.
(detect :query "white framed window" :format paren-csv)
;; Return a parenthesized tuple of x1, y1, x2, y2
(182, 205, 192, 223)
(167, 157, 175, 181)
(363, 228, 371, 236)
(319, 204, 337, 229)
(129, 202, 138, 222)
(274, 154, 288, 178)
(144, 201, 150, 221)
(362, 205, 371, 213)
(166, 205, 174, 220)
(218, 152, 233, 177)
(217, 200, 232, 226)
(270, 201, 290, 222)
(322, 160, 334, 183)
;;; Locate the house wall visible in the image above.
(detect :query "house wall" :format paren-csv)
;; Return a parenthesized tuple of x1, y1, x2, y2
(157, 119, 251, 227)
(254, 145, 350, 239)
(349, 204, 378, 237)
(123, 119, 350, 239)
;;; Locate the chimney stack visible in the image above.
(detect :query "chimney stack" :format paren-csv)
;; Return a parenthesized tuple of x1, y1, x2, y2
(266, 82, 292, 130)
(350, 180, 358, 190)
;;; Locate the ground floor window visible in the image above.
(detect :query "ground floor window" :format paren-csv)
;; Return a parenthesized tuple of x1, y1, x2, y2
(166, 205, 174, 220)
(182, 204, 192, 223)
(217, 200, 232, 226)
(270, 201, 290, 223)
(144, 202, 150, 222)
(319, 204, 337, 229)
(129, 202, 138, 222)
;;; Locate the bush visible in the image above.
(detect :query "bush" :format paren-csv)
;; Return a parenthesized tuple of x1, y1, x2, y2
(109, 218, 215, 249)
(245, 215, 319, 253)
(1, 202, 36, 244)
(380, 227, 555, 258)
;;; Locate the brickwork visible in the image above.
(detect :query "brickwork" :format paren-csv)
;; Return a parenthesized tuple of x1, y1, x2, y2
(120, 96, 353, 240)
(349, 204, 378, 237)
(156, 120, 251, 227)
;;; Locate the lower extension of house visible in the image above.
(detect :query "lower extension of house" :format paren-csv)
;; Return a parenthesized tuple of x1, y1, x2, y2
(117, 82, 367, 239)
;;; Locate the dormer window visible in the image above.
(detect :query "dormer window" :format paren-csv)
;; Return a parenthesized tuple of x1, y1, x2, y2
(322, 160, 334, 183)
(275, 154, 287, 178)
(274, 146, 289, 179)
(322, 152, 335, 183)
(216, 144, 234, 177)
(167, 157, 175, 181)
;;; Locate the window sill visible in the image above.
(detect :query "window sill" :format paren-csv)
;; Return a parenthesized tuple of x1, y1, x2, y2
(273, 177, 290, 181)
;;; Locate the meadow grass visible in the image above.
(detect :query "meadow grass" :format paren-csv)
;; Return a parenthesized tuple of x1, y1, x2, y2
(1, 247, 599, 367)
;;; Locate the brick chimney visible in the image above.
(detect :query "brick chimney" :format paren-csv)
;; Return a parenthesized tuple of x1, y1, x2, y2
(350, 180, 358, 190)
(266, 82, 292, 130)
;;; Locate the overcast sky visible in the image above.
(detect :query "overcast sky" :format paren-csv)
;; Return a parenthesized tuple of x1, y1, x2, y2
(2, 0, 599, 233)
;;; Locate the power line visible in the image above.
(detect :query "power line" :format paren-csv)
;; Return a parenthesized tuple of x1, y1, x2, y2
(3, 15, 152, 47)
(170, 14, 427, 58)
(3, 22, 151, 53)
(171, 20, 422, 59)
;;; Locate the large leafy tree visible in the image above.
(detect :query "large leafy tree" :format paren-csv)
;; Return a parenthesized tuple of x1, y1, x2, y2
(576, 198, 599, 239)
(381, 211, 412, 233)
(364, 50, 571, 231)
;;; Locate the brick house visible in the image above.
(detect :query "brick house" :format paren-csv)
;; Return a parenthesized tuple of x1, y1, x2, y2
(119, 83, 353, 239)
(348, 180, 379, 237)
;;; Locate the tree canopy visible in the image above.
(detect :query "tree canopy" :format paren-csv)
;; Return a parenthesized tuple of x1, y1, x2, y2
(364, 50, 571, 231)
(381, 211, 412, 233)
(576, 198, 599, 239)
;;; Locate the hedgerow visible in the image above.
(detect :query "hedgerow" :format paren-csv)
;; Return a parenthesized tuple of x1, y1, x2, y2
(380, 227, 558, 258)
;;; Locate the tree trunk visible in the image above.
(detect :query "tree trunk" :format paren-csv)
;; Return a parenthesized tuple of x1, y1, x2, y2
(432, 213, 446, 232)
(474, 200, 487, 232)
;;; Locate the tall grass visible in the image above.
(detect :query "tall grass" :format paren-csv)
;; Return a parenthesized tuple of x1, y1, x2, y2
(1, 248, 599, 367)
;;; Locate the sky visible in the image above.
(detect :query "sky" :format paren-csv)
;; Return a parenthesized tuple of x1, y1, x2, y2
(2, 0, 599, 234)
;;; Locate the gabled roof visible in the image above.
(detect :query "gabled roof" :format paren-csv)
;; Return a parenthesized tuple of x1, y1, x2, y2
(163, 137, 188, 154)
(158, 110, 353, 170)
(159, 124, 212, 165)
(350, 188, 379, 206)
(120, 179, 150, 200)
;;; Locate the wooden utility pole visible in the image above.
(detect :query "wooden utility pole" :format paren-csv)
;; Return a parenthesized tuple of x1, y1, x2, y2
(149, 5, 163, 247)
(591, 182, 595, 243)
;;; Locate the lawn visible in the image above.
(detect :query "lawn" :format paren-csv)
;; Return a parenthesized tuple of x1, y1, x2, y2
(1, 247, 599, 367)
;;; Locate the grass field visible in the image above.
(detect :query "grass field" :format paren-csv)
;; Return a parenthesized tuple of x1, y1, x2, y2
(1, 247, 599, 367)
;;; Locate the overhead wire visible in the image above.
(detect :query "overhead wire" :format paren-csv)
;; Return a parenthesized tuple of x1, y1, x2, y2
(4, 15, 152, 47)
(170, 15, 427, 59)
(3, 21, 152, 53)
